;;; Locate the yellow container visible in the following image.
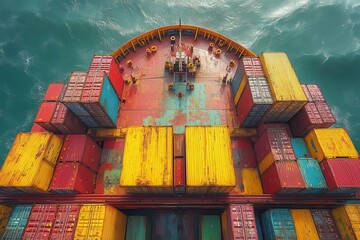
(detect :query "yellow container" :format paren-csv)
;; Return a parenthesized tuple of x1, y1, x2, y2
(0, 132, 62, 193)
(74, 204, 127, 240)
(260, 52, 307, 122)
(258, 152, 277, 175)
(305, 128, 359, 162)
(0, 205, 12, 237)
(241, 168, 263, 194)
(332, 204, 360, 239)
(291, 209, 320, 240)
(120, 127, 173, 194)
(186, 126, 236, 194)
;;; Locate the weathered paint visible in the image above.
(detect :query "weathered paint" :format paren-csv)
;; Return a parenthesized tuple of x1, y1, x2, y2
(126, 216, 151, 240)
(241, 168, 263, 194)
(332, 205, 360, 240)
(290, 138, 311, 159)
(120, 127, 173, 193)
(1, 205, 32, 240)
(261, 209, 297, 240)
(290, 209, 320, 240)
(50, 204, 80, 240)
(297, 158, 327, 194)
(0, 206, 12, 238)
(231, 138, 257, 168)
(186, 126, 235, 194)
(200, 215, 222, 240)
(174, 157, 186, 194)
(305, 128, 359, 162)
(310, 209, 341, 240)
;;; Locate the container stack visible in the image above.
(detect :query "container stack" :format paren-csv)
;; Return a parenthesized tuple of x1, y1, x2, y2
(49, 135, 101, 194)
(173, 134, 186, 194)
(0, 132, 62, 194)
(33, 83, 87, 134)
(0, 206, 12, 238)
(120, 127, 174, 194)
(1, 205, 32, 240)
(332, 204, 360, 239)
(305, 128, 360, 194)
(186, 126, 236, 194)
(311, 209, 341, 239)
(260, 52, 307, 123)
(255, 128, 305, 194)
(290, 84, 336, 137)
(260, 209, 297, 239)
(232, 57, 273, 127)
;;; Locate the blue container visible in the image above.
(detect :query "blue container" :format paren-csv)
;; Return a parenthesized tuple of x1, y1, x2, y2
(63, 102, 90, 117)
(261, 209, 296, 240)
(100, 76, 120, 125)
(256, 215, 264, 240)
(2, 205, 32, 240)
(78, 116, 100, 128)
(291, 138, 311, 159)
(297, 159, 327, 194)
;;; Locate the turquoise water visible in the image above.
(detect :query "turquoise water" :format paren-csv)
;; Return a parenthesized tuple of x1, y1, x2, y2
(1, 1, 360, 164)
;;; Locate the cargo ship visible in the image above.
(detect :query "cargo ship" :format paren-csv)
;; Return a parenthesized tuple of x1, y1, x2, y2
(0, 23, 360, 239)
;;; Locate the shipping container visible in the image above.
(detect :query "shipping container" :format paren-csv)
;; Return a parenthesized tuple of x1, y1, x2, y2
(332, 204, 360, 239)
(236, 77, 273, 128)
(174, 157, 186, 194)
(51, 102, 87, 134)
(186, 126, 236, 194)
(290, 209, 320, 240)
(241, 168, 263, 194)
(120, 127, 173, 194)
(303, 84, 325, 102)
(301, 84, 312, 102)
(81, 71, 120, 128)
(0, 132, 62, 193)
(290, 138, 311, 159)
(254, 128, 295, 174)
(0, 206, 12, 238)
(305, 128, 359, 162)
(256, 123, 293, 139)
(310, 209, 341, 240)
(320, 159, 360, 194)
(34, 102, 60, 133)
(255, 215, 263, 240)
(74, 204, 127, 240)
(221, 204, 258, 240)
(59, 135, 101, 172)
(200, 215, 221, 240)
(43, 83, 65, 102)
(315, 101, 336, 128)
(173, 134, 185, 157)
(88, 55, 124, 98)
(49, 162, 96, 194)
(1, 205, 32, 240)
(22, 204, 57, 240)
(231, 138, 257, 168)
(260, 209, 297, 240)
(297, 159, 327, 194)
(125, 216, 151, 240)
(30, 123, 47, 132)
(50, 204, 80, 240)
(260, 52, 307, 122)
(261, 161, 305, 194)
(289, 103, 323, 137)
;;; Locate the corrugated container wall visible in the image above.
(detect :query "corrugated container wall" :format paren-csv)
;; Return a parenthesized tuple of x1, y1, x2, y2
(310, 209, 341, 240)
(199, 215, 222, 240)
(50, 204, 80, 240)
(120, 127, 173, 194)
(290, 209, 320, 240)
(297, 159, 327, 194)
(43, 83, 65, 102)
(0, 132, 62, 193)
(231, 138, 257, 168)
(332, 204, 360, 239)
(302, 84, 325, 102)
(186, 126, 236, 194)
(1, 205, 32, 240)
(221, 204, 258, 240)
(260, 52, 307, 122)
(315, 101, 336, 128)
(0, 206, 12, 238)
(290, 138, 311, 159)
(260, 209, 297, 240)
(34, 102, 61, 133)
(74, 204, 127, 240)
(125, 216, 151, 240)
(50, 102, 87, 134)
(289, 103, 323, 137)
(305, 128, 359, 162)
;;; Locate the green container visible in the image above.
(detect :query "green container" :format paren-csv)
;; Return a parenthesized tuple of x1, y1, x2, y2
(126, 216, 151, 240)
(200, 215, 221, 240)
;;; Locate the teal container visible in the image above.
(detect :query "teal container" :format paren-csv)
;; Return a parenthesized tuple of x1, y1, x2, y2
(297, 158, 327, 194)
(256, 215, 264, 240)
(126, 216, 151, 240)
(291, 138, 311, 159)
(100, 76, 120, 126)
(2, 205, 32, 240)
(199, 215, 221, 240)
(261, 209, 296, 240)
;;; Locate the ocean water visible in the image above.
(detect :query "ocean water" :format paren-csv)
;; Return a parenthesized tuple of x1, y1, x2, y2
(1, 0, 360, 164)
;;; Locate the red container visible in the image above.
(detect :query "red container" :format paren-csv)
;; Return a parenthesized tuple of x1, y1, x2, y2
(261, 161, 306, 194)
(174, 134, 185, 158)
(315, 101, 336, 128)
(254, 128, 296, 163)
(49, 162, 96, 194)
(236, 77, 273, 128)
(50, 205, 80, 240)
(62, 72, 87, 103)
(302, 85, 313, 102)
(239, 57, 265, 77)
(320, 159, 360, 194)
(34, 101, 59, 132)
(59, 135, 101, 172)
(43, 83, 65, 102)
(30, 123, 47, 132)
(310, 209, 341, 240)
(103, 138, 125, 150)
(89, 55, 124, 98)
(22, 204, 57, 240)
(174, 157, 186, 194)
(304, 84, 325, 102)
(256, 123, 293, 139)
(289, 103, 323, 137)
(222, 204, 258, 240)
(50, 102, 87, 134)
(231, 138, 257, 168)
